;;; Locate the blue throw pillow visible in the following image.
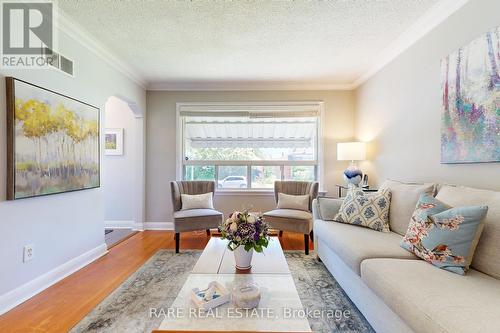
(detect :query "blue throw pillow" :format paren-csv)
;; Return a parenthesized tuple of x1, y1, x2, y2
(401, 193, 488, 275)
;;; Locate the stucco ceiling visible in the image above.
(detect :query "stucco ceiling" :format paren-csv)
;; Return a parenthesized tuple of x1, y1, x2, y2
(58, 0, 441, 88)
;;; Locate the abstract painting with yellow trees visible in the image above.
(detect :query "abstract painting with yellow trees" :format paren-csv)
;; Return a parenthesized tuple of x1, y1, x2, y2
(6, 78, 100, 199)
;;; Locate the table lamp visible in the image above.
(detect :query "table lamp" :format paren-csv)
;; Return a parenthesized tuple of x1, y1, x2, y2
(337, 142, 366, 186)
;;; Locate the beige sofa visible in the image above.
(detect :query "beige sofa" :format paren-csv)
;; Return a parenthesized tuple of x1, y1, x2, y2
(313, 181, 500, 333)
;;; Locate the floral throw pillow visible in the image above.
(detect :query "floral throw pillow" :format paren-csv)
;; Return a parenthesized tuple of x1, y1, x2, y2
(334, 186, 391, 232)
(401, 194, 488, 275)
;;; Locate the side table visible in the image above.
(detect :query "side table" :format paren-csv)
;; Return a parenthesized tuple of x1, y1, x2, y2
(335, 184, 378, 198)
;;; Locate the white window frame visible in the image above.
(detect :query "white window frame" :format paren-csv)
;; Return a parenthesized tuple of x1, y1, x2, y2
(176, 102, 324, 193)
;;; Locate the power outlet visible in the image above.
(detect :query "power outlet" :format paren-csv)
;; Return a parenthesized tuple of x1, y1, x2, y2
(23, 244, 34, 262)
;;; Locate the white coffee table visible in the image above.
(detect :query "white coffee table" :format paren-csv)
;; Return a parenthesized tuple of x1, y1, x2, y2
(155, 237, 312, 332)
(192, 237, 290, 274)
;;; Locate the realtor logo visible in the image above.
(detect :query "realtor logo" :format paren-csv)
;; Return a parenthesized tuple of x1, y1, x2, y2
(1, 0, 56, 68)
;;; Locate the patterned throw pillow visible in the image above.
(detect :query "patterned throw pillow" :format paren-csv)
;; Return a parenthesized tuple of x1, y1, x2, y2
(334, 186, 391, 232)
(401, 194, 488, 275)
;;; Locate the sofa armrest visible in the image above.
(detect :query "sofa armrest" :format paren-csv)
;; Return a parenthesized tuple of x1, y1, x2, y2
(315, 197, 343, 221)
(312, 198, 320, 220)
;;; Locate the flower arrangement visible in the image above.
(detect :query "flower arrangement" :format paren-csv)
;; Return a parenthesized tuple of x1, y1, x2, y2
(219, 210, 270, 252)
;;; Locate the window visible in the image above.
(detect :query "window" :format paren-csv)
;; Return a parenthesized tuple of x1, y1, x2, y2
(178, 103, 322, 190)
(218, 166, 247, 189)
(251, 166, 281, 189)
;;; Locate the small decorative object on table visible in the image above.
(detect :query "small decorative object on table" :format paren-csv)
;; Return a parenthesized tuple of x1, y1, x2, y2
(232, 282, 261, 309)
(219, 210, 270, 270)
(337, 142, 366, 186)
(191, 281, 230, 310)
(361, 174, 369, 188)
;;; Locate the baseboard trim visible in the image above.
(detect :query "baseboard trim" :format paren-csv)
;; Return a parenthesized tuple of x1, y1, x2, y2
(143, 222, 174, 230)
(105, 220, 142, 230)
(0, 243, 108, 316)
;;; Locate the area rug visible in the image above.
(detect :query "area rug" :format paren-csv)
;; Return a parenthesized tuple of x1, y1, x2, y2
(71, 250, 374, 333)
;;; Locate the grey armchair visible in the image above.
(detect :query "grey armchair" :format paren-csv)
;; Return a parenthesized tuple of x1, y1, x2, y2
(263, 181, 319, 254)
(170, 181, 223, 253)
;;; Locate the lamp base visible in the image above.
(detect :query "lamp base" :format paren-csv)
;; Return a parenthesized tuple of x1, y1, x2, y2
(343, 165, 363, 186)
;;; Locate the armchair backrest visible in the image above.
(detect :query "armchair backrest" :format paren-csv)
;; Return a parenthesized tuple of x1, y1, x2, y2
(170, 181, 215, 212)
(273, 181, 319, 212)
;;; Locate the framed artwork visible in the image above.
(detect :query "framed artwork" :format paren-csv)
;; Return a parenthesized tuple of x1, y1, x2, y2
(441, 25, 500, 163)
(6, 77, 100, 200)
(105, 128, 124, 156)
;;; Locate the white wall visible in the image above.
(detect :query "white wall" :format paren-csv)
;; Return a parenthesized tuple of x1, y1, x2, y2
(0, 28, 145, 309)
(355, 0, 500, 190)
(146, 90, 354, 222)
(104, 97, 140, 226)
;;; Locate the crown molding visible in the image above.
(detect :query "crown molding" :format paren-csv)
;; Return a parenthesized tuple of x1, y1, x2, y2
(352, 0, 470, 88)
(147, 81, 356, 91)
(55, 8, 147, 89)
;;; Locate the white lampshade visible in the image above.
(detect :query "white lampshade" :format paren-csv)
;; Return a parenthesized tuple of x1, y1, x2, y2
(337, 142, 366, 161)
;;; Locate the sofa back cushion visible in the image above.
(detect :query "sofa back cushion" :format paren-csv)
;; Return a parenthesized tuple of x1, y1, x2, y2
(379, 180, 436, 235)
(316, 197, 343, 220)
(436, 185, 500, 279)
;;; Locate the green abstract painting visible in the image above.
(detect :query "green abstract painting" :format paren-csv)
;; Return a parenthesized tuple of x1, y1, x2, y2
(7, 78, 100, 199)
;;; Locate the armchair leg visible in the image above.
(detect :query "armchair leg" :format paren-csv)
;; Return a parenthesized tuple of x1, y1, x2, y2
(310, 230, 314, 243)
(304, 234, 309, 255)
(279, 230, 283, 237)
(175, 233, 180, 253)
(206, 229, 211, 237)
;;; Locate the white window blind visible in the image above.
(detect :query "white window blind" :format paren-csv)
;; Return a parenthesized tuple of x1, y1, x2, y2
(178, 103, 322, 190)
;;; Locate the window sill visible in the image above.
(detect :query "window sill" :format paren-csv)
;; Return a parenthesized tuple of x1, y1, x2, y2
(215, 190, 275, 196)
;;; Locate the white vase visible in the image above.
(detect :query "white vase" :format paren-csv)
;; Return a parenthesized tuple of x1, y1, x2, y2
(233, 246, 254, 270)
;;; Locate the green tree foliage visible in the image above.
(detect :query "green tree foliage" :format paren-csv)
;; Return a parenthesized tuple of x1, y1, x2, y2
(15, 99, 98, 142)
(189, 147, 263, 161)
(14, 98, 98, 174)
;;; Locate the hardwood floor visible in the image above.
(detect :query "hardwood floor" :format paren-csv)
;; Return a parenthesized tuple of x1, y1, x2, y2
(0, 230, 313, 333)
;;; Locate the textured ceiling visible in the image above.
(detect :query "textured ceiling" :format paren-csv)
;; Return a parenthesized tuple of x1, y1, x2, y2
(58, 0, 439, 87)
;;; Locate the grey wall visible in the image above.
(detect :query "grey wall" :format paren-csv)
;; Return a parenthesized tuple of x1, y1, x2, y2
(0, 29, 145, 297)
(355, 0, 500, 190)
(146, 90, 355, 222)
(104, 97, 139, 224)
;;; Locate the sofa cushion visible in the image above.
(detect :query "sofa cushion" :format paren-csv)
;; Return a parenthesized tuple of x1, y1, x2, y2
(264, 209, 312, 221)
(316, 197, 343, 220)
(436, 185, 500, 279)
(174, 209, 222, 219)
(361, 259, 500, 333)
(173, 209, 223, 232)
(314, 220, 417, 275)
(334, 186, 391, 232)
(264, 209, 313, 234)
(379, 180, 436, 235)
(401, 193, 488, 275)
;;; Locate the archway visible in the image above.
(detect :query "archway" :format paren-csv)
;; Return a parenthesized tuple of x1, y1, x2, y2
(103, 96, 145, 246)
